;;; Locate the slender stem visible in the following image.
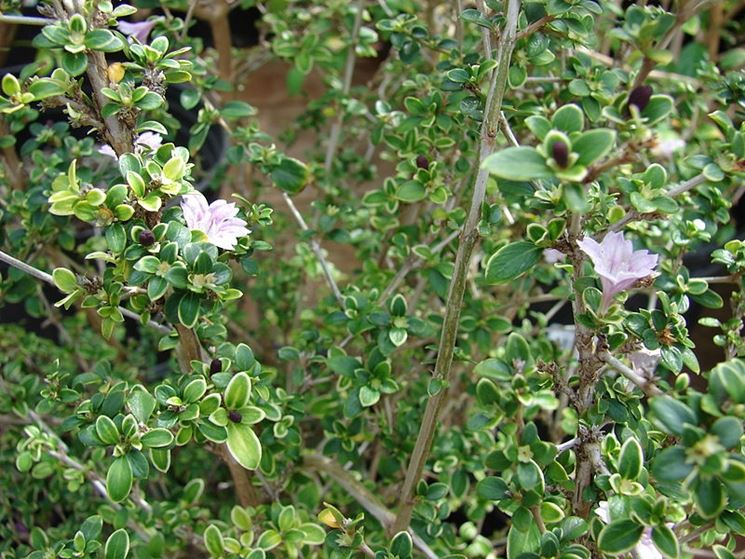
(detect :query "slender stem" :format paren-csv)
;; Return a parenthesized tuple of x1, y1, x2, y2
(359, 542, 376, 559)
(390, 0, 521, 534)
(214, 444, 260, 506)
(86, 51, 133, 155)
(556, 437, 578, 452)
(0, 14, 54, 25)
(0, 249, 170, 334)
(178, 0, 199, 41)
(475, 0, 492, 59)
(600, 351, 662, 396)
(531, 506, 546, 533)
(209, 8, 233, 85)
(608, 173, 706, 232)
(0, 117, 26, 190)
(324, 0, 364, 174)
(515, 14, 555, 41)
(667, 173, 707, 197)
(679, 521, 714, 544)
(694, 275, 741, 284)
(282, 192, 344, 305)
(0, 248, 53, 283)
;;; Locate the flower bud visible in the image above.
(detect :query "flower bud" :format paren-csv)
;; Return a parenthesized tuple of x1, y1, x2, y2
(138, 229, 155, 246)
(551, 140, 569, 168)
(210, 358, 222, 374)
(228, 410, 242, 423)
(415, 155, 429, 170)
(628, 85, 653, 112)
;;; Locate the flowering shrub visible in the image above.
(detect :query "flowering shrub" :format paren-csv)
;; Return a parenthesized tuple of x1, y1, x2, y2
(0, 1, 744, 559)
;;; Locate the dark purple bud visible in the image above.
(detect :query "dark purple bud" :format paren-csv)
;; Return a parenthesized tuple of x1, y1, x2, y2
(210, 358, 222, 374)
(552, 141, 569, 168)
(228, 410, 242, 423)
(628, 85, 653, 112)
(138, 229, 155, 246)
(415, 155, 429, 170)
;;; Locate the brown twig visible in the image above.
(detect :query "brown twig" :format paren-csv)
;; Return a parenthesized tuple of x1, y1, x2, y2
(391, 0, 521, 534)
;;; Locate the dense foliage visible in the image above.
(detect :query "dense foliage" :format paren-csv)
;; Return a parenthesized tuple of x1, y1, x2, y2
(0, 0, 744, 558)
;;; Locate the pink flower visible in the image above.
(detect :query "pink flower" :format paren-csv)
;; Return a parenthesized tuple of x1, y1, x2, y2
(544, 248, 566, 264)
(97, 133, 163, 160)
(181, 191, 250, 250)
(577, 231, 658, 311)
(117, 19, 157, 43)
(135, 132, 162, 152)
(629, 347, 661, 378)
(98, 144, 117, 159)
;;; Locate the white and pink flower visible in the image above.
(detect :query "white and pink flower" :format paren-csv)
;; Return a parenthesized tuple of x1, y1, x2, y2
(180, 191, 250, 251)
(577, 231, 658, 311)
(117, 19, 157, 43)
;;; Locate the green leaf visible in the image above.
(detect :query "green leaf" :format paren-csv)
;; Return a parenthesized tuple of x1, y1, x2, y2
(299, 523, 326, 545)
(220, 101, 257, 120)
(650, 396, 696, 436)
(235, 343, 256, 371)
(95, 415, 120, 445)
(651, 446, 693, 482)
(104, 529, 130, 559)
(52, 268, 78, 293)
(140, 428, 174, 448)
(618, 437, 643, 480)
(476, 476, 508, 500)
(203, 524, 224, 558)
(328, 355, 359, 376)
(485, 241, 542, 284)
(1, 73, 20, 96)
(177, 291, 200, 328)
(517, 460, 544, 492)
(597, 519, 644, 554)
(506, 521, 541, 559)
(226, 422, 262, 470)
(359, 385, 381, 407)
(137, 91, 163, 111)
(28, 79, 65, 100)
(481, 147, 552, 181)
(128, 388, 156, 423)
(225, 372, 251, 409)
(552, 104, 584, 133)
(651, 524, 679, 558)
(139, 193, 162, 212)
(162, 157, 185, 182)
(106, 456, 133, 502)
(61, 51, 88, 76)
(106, 223, 127, 253)
(447, 68, 470, 83)
(693, 476, 726, 518)
(147, 276, 168, 301)
(396, 180, 426, 202)
(390, 531, 413, 559)
(271, 157, 308, 194)
(573, 129, 616, 166)
(85, 29, 121, 51)
(712, 416, 743, 448)
(127, 171, 146, 198)
(256, 529, 281, 550)
(642, 95, 674, 125)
